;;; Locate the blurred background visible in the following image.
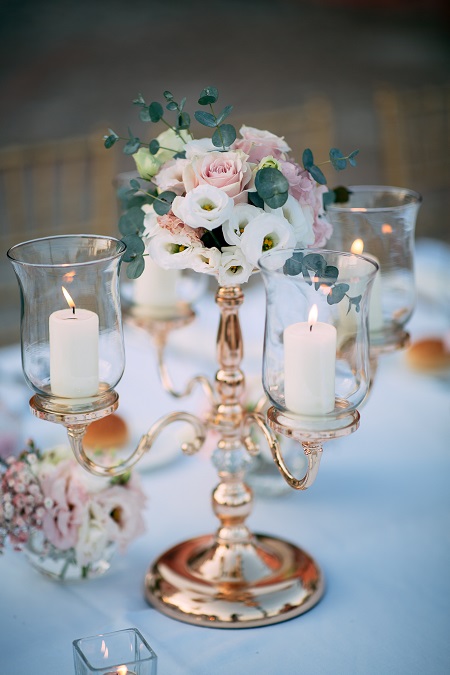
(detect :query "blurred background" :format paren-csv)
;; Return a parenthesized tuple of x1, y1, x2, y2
(0, 0, 449, 344)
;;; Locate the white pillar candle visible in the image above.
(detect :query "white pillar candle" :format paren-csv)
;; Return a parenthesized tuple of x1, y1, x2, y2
(351, 239, 383, 332)
(133, 258, 180, 318)
(284, 305, 337, 415)
(49, 288, 99, 398)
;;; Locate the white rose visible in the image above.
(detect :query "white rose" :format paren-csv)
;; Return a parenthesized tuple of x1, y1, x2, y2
(155, 128, 189, 164)
(184, 137, 215, 159)
(132, 147, 161, 180)
(265, 194, 315, 247)
(223, 203, 264, 245)
(218, 246, 254, 286)
(153, 158, 188, 195)
(239, 212, 296, 266)
(171, 185, 233, 231)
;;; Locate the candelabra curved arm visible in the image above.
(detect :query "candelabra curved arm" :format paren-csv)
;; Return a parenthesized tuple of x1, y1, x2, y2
(67, 411, 207, 478)
(156, 336, 217, 404)
(243, 411, 323, 490)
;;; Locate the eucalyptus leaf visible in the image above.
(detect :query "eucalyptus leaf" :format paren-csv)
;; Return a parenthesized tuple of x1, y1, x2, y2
(163, 91, 173, 100)
(348, 149, 359, 167)
(302, 148, 314, 170)
(329, 148, 347, 171)
(194, 111, 217, 127)
(179, 97, 186, 111)
(308, 164, 327, 185)
(129, 178, 141, 191)
(198, 86, 218, 105)
(133, 93, 145, 106)
(153, 190, 176, 216)
(322, 190, 335, 209)
(121, 234, 145, 262)
(216, 105, 233, 125)
(177, 112, 190, 129)
(284, 253, 304, 276)
(149, 139, 160, 155)
(327, 283, 350, 305)
(123, 138, 141, 155)
(255, 167, 289, 202)
(264, 192, 289, 208)
(248, 191, 264, 208)
(218, 124, 236, 148)
(333, 186, 352, 203)
(148, 101, 164, 122)
(173, 151, 186, 159)
(126, 255, 145, 279)
(104, 134, 117, 149)
(166, 101, 178, 111)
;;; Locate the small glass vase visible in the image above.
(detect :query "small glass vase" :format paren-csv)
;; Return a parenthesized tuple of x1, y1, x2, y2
(325, 185, 421, 351)
(24, 531, 116, 581)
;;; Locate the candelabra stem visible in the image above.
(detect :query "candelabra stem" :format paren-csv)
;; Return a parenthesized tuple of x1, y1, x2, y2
(144, 286, 325, 627)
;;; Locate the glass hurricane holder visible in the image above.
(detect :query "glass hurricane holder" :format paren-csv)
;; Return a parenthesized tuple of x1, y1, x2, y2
(259, 248, 377, 485)
(73, 628, 157, 675)
(7, 235, 126, 419)
(325, 185, 421, 355)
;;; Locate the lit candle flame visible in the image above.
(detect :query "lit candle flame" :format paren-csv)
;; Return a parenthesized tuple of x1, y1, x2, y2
(308, 304, 318, 330)
(61, 286, 76, 314)
(101, 640, 106, 654)
(117, 667, 128, 675)
(381, 223, 393, 234)
(350, 238, 364, 255)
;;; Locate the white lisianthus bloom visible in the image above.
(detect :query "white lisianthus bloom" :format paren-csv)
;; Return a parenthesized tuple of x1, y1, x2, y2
(191, 246, 221, 275)
(171, 185, 233, 231)
(239, 212, 296, 266)
(223, 203, 264, 245)
(142, 204, 159, 239)
(155, 128, 189, 164)
(256, 155, 282, 172)
(265, 194, 315, 247)
(184, 137, 216, 159)
(148, 229, 199, 269)
(218, 246, 254, 286)
(75, 504, 110, 567)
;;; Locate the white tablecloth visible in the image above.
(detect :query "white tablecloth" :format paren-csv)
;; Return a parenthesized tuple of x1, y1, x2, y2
(1, 279, 449, 675)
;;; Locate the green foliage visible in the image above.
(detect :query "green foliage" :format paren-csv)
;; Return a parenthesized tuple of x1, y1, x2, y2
(255, 167, 289, 208)
(149, 139, 160, 155)
(198, 86, 219, 105)
(104, 129, 119, 149)
(123, 127, 141, 155)
(152, 190, 176, 216)
(126, 255, 146, 279)
(283, 252, 361, 313)
(194, 111, 217, 127)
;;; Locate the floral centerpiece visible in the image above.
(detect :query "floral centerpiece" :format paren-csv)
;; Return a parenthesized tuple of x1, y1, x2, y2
(0, 441, 146, 580)
(105, 86, 358, 285)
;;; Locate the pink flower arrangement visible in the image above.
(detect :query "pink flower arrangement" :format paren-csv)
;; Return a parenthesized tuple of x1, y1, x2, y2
(106, 86, 358, 283)
(0, 441, 146, 575)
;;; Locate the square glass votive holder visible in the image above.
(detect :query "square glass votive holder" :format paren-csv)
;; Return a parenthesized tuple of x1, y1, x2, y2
(73, 628, 157, 675)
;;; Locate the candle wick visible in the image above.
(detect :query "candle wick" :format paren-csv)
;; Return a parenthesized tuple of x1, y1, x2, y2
(72, 306, 76, 315)
(309, 324, 313, 332)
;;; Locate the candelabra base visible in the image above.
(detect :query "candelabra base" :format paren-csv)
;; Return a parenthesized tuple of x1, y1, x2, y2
(144, 533, 324, 628)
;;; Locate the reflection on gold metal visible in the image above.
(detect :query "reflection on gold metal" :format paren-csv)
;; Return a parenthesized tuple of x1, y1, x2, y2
(29, 285, 346, 627)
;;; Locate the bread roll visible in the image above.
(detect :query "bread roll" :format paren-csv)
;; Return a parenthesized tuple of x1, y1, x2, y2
(406, 337, 450, 373)
(84, 413, 129, 449)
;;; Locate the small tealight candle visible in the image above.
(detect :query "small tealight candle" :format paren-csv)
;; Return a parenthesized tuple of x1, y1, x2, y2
(104, 668, 136, 675)
(284, 305, 337, 415)
(49, 286, 99, 398)
(351, 238, 383, 332)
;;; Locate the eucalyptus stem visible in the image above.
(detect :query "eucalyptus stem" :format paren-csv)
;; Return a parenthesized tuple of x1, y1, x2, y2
(160, 116, 187, 144)
(209, 103, 225, 149)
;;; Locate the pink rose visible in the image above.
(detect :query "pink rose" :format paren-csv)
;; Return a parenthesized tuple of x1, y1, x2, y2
(40, 460, 88, 550)
(183, 150, 253, 202)
(232, 125, 291, 163)
(157, 212, 204, 243)
(280, 161, 316, 202)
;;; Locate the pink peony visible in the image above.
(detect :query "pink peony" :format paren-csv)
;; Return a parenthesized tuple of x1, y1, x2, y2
(280, 161, 316, 203)
(183, 150, 253, 202)
(157, 212, 204, 243)
(232, 125, 291, 164)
